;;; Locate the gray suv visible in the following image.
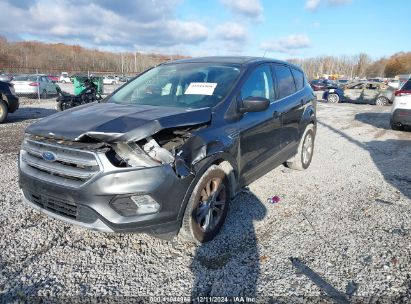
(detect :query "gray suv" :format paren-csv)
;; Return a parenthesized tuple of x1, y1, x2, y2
(19, 57, 316, 242)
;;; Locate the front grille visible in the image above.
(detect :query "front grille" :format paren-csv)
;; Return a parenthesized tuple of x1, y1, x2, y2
(28, 191, 77, 219)
(21, 137, 101, 187)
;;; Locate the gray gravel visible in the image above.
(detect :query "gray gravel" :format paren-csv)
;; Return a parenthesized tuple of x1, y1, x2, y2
(0, 98, 410, 302)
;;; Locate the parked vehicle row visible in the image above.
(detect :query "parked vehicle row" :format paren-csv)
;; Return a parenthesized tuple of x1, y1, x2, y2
(11, 74, 60, 99)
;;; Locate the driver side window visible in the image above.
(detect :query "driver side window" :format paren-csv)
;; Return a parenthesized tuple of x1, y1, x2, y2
(240, 65, 274, 101)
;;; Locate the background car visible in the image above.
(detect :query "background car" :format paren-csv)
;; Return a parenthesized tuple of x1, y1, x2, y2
(0, 74, 13, 82)
(322, 86, 345, 103)
(388, 79, 400, 89)
(0, 80, 19, 123)
(47, 75, 59, 83)
(391, 79, 411, 130)
(310, 79, 337, 91)
(103, 75, 118, 85)
(59, 72, 72, 83)
(11, 74, 60, 99)
(342, 81, 394, 105)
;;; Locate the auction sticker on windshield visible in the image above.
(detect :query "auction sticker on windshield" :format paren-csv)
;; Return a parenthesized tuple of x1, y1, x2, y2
(185, 82, 217, 95)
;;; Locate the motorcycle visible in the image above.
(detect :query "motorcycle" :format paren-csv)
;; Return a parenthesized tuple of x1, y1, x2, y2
(56, 78, 102, 111)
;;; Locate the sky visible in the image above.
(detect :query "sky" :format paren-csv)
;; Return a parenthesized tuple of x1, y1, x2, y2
(0, 0, 410, 59)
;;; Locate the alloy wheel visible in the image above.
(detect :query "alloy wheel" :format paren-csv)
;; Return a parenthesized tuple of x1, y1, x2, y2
(302, 133, 313, 165)
(195, 177, 227, 232)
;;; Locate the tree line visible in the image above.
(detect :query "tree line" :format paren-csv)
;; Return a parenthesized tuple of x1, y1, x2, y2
(0, 36, 410, 79)
(291, 52, 411, 80)
(0, 37, 186, 75)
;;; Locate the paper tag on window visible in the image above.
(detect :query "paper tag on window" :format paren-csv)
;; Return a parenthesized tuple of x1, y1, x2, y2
(329, 89, 335, 93)
(184, 82, 217, 96)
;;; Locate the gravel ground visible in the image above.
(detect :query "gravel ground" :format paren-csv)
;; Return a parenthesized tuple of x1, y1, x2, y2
(0, 98, 410, 302)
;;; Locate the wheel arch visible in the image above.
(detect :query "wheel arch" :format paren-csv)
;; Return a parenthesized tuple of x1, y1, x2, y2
(177, 152, 239, 222)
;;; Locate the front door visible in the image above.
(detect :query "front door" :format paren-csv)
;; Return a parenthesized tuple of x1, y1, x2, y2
(238, 64, 283, 184)
(363, 82, 380, 103)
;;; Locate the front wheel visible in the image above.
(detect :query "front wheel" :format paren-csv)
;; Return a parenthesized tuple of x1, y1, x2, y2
(327, 93, 340, 103)
(56, 100, 73, 111)
(375, 97, 388, 106)
(180, 165, 229, 243)
(0, 100, 8, 124)
(285, 124, 315, 171)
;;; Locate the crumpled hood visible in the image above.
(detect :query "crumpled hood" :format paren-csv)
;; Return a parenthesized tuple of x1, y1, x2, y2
(26, 102, 212, 142)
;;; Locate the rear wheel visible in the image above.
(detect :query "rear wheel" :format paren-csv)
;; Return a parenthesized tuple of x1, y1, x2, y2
(327, 93, 340, 103)
(180, 165, 229, 243)
(285, 124, 315, 171)
(375, 97, 388, 106)
(40, 89, 48, 99)
(0, 100, 8, 124)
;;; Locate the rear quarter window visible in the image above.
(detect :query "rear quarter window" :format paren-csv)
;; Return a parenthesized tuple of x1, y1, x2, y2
(291, 68, 305, 91)
(401, 80, 411, 90)
(273, 65, 296, 99)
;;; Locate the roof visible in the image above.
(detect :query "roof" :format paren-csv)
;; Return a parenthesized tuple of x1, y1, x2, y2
(165, 56, 301, 70)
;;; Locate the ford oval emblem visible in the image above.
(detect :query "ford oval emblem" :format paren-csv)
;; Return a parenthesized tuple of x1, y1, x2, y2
(42, 151, 56, 162)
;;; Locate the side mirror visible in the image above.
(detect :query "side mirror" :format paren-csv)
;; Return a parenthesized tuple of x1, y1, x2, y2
(240, 96, 270, 113)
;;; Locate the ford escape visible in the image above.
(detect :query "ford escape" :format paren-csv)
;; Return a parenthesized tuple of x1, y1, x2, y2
(19, 57, 317, 243)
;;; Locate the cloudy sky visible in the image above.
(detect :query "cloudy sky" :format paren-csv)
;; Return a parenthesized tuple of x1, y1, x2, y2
(0, 0, 409, 59)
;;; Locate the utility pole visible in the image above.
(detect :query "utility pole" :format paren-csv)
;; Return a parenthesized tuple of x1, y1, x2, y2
(134, 52, 137, 73)
(121, 53, 124, 75)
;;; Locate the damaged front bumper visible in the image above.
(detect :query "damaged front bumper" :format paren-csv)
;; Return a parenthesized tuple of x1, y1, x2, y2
(19, 137, 194, 238)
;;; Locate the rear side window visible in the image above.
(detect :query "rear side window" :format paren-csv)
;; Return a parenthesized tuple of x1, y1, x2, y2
(240, 65, 274, 101)
(273, 65, 296, 99)
(291, 68, 305, 90)
(401, 80, 411, 90)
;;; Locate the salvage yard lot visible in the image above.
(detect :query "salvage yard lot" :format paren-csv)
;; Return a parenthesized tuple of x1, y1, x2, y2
(0, 98, 410, 301)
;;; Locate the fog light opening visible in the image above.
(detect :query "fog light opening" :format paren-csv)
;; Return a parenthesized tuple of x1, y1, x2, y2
(131, 195, 160, 215)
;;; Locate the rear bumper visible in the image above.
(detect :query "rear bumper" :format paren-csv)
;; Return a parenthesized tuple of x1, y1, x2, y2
(391, 108, 411, 126)
(15, 88, 38, 95)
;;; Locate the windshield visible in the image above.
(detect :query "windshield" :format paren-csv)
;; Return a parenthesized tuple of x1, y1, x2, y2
(108, 63, 242, 108)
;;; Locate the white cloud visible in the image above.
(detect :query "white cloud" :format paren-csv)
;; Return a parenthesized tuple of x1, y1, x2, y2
(305, 0, 352, 11)
(215, 22, 247, 42)
(0, 0, 208, 50)
(261, 34, 311, 55)
(221, 0, 263, 19)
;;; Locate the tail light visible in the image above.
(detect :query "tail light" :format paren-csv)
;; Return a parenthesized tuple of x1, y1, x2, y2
(29, 82, 39, 86)
(395, 90, 411, 96)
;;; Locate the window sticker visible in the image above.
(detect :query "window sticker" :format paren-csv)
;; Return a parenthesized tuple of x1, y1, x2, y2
(184, 82, 217, 96)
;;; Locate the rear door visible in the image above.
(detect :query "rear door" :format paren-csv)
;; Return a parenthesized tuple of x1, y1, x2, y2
(238, 64, 283, 183)
(363, 82, 380, 103)
(271, 65, 305, 148)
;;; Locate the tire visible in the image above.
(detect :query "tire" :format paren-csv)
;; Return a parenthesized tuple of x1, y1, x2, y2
(327, 93, 340, 103)
(0, 100, 8, 124)
(40, 89, 48, 99)
(56, 100, 69, 111)
(375, 97, 388, 106)
(285, 124, 315, 171)
(180, 165, 230, 243)
(390, 120, 403, 131)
